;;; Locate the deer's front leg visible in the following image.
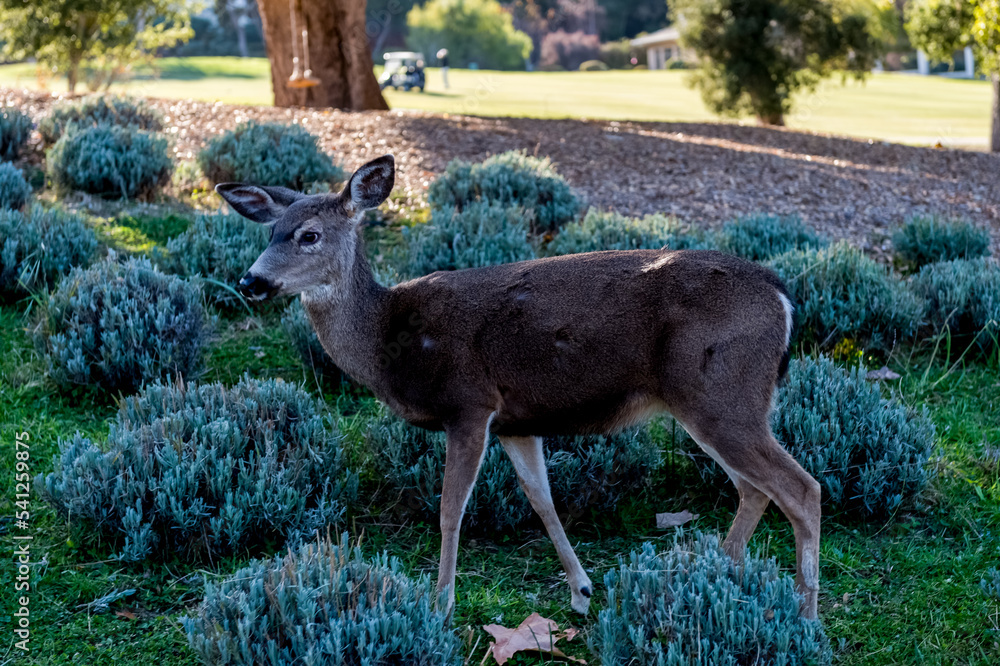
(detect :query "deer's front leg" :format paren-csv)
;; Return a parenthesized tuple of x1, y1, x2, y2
(499, 435, 593, 614)
(436, 412, 495, 617)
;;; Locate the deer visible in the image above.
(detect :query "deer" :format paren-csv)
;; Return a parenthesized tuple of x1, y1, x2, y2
(219, 154, 822, 620)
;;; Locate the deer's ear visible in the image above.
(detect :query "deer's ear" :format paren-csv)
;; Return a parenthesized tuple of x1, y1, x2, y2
(344, 155, 394, 215)
(215, 184, 302, 224)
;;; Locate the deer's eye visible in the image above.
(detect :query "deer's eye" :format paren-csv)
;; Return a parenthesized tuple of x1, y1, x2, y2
(300, 231, 320, 245)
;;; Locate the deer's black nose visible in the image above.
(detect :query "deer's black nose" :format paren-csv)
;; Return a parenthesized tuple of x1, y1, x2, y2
(238, 272, 277, 301)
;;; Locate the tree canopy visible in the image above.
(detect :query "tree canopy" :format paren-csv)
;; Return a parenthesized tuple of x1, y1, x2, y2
(905, 0, 976, 61)
(906, 0, 1000, 151)
(671, 0, 880, 126)
(407, 0, 534, 70)
(0, 0, 193, 93)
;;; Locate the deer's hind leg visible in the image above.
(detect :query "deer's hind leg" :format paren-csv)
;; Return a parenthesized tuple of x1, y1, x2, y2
(681, 417, 821, 620)
(724, 477, 772, 561)
(498, 435, 593, 614)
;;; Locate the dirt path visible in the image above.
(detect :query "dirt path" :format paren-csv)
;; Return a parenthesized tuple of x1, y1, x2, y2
(6, 88, 999, 256)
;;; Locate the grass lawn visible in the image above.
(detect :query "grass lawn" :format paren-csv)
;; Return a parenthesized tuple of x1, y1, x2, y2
(2, 200, 999, 665)
(0, 57, 993, 148)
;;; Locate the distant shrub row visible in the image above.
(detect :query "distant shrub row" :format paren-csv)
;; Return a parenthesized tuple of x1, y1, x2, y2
(31, 97, 345, 200)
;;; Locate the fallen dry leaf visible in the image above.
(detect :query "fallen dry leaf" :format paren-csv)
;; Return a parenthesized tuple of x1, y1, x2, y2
(656, 509, 698, 528)
(866, 366, 901, 381)
(483, 612, 585, 665)
(115, 610, 137, 620)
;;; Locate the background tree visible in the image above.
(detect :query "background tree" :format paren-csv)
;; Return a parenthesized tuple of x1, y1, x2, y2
(671, 0, 880, 126)
(215, 0, 257, 58)
(257, 0, 387, 109)
(406, 0, 533, 70)
(510, 0, 553, 66)
(906, 0, 1000, 152)
(0, 0, 193, 93)
(598, 0, 669, 41)
(367, 0, 419, 62)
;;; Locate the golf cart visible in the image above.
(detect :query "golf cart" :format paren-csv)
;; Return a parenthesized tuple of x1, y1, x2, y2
(379, 51, 426, 92)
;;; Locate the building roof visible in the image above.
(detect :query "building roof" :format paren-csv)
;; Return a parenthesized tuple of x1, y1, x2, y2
(630, 26, 681, 48)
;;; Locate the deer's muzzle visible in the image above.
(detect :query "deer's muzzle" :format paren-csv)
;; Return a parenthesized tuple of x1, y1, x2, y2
(238, 272, 279, 301)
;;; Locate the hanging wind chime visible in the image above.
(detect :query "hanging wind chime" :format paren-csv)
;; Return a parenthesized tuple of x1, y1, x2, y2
(287, 0, 320, 88)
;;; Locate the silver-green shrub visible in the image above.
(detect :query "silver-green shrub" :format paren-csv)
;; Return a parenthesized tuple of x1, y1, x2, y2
(893, 215, 991, 269)
(367, 407, 661, 531)
(183, 533, 459, 666)
(0, 162, 31, 210)
(38, 95, 162, 145)
(397, 202, 537, 278)
(33, 254, 211, 394)
(1, 106, 33, 160)
(281, 298, 345, 384)
(428, 151, 580, 234)
(911, 258, 1000, 354)
(38, 377, 357, 563)
(547, 208, 710, 255)
(197, 120, 344, 189)
(158, 212, 269, 309)
(716, 213, 828, 261)
(47, 125, 173, 199)
(592, 533, 831, 665)
(684, 356, 934, 520)
(0, 204, 98, 297)
(767, 242, 922, 350)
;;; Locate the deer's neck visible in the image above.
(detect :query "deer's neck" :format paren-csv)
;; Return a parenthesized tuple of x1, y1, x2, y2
(300, 233, 388, 389)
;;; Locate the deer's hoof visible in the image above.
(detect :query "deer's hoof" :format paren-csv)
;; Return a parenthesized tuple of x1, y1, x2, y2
(571, 583, 592, 614)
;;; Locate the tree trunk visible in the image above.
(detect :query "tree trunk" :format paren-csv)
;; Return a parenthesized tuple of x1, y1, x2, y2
(992, 73, 1000, 153)
(257, 0, 388, 110)
(67, 60, 80, 94)
(757, 112, 785, 126)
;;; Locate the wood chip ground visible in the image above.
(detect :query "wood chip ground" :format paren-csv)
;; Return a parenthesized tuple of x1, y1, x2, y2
(5, 88, 998, 257)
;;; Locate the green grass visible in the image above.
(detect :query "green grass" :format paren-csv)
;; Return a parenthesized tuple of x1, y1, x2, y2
(0, 57, 993, 148)
(2, 203, 1000, 664)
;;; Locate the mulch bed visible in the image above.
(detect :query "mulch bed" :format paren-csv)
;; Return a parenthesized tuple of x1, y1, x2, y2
(5, 87, 999, 257)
